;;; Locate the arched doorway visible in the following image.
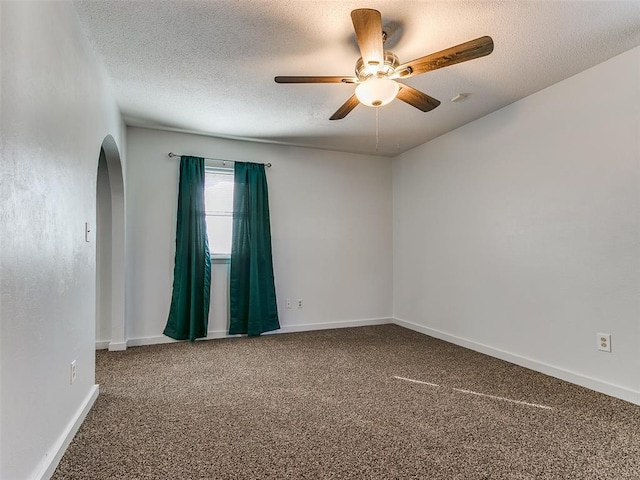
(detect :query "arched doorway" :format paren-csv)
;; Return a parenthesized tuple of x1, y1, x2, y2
(96, 135, 126, 351)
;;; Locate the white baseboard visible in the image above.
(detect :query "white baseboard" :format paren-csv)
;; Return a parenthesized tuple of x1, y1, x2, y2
(393, 317, 640, 406)
(125, 330, 231, 347)
(35, 385, 99, 480)
(124, 317, 393, 348)
(95, 340, 127, 351)
(275, 317, 391, 334)
(108, 341, 127, 351)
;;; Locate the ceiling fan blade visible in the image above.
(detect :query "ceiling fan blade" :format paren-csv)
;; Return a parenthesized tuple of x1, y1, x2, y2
(394, 36, 494, 79)
(397, 84, 441, 112)
(351, 9, 384, 71)
(330, 94, 360, 120)
(275, 76, 358, 84)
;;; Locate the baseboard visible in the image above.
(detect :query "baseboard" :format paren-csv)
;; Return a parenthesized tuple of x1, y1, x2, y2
(107, 341, 127, 351)
(35, 385, 99, 480)
(94, 340, 126, 351)
(393, 317, 640, 406)
(125, 330, 232, 347)
(274, 317, 391, 334)
(125, 317, 393, 348)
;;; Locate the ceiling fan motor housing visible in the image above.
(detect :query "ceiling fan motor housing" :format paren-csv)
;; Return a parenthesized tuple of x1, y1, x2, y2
(355, 51, 399, 80)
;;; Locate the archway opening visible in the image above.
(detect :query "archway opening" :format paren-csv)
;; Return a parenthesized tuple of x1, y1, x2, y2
(95, 135, 126, 351)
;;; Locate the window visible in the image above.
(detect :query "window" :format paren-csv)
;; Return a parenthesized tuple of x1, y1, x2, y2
(204, 167, 234, 256)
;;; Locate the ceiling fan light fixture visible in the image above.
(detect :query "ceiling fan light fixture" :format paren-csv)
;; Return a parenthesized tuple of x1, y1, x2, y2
(355, 77, 399, 107)
(275, 8, 494, 120)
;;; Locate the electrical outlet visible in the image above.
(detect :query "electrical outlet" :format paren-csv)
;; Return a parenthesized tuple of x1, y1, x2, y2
(285, 298, 291, 309)
(297, 298, 303, 309)
(70, 360, 77, 384)
(597, 333, 611, 352)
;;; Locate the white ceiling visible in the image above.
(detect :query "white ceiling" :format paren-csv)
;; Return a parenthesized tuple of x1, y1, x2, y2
(73, 1, 640, 157)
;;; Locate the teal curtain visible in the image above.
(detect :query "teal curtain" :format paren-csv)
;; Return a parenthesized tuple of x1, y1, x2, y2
(229, 162, 280, 336)
(163, 156, 211, 341)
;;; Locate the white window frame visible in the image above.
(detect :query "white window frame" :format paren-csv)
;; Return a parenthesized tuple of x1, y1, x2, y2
(204, 164, 234, 261)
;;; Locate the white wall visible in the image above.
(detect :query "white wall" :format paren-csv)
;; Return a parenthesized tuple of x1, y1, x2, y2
(125, 128, 392, 344)
(0, 2, 126, 478)
(393, 46, 640, 404)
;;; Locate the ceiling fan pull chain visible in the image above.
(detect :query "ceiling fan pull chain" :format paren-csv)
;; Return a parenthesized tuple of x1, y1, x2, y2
(375, 106, 380, 153)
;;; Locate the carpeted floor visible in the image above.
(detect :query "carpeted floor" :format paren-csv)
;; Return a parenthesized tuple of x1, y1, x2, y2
(53, 325, 640, 479)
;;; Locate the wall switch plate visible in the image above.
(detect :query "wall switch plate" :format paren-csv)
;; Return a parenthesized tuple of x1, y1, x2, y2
(285, 298, 291, 309)
(85, 222, 91, 243)
(597, 333, 611, 352)
(70, 360, 77, 384)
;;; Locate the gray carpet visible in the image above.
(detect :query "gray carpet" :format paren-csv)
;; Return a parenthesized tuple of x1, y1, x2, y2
(53, 325, 640, 479)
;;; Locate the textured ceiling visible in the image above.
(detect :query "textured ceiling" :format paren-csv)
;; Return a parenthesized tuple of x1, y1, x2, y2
(73, 1, 640, 157)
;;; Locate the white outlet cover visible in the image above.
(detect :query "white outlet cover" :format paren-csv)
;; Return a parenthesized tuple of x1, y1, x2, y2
(597, 333, 611, 352)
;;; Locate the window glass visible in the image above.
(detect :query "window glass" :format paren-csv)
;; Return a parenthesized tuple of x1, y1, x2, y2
(204, 170, 234, 255)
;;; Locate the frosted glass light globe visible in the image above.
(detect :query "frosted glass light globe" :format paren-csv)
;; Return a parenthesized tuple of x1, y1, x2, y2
(355, 78, 399, 107)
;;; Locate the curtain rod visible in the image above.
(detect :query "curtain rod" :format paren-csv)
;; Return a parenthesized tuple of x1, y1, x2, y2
(168, 152, 271, 168)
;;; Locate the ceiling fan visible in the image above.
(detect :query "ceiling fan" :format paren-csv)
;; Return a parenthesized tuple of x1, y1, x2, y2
(275, 8, 494, 120)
